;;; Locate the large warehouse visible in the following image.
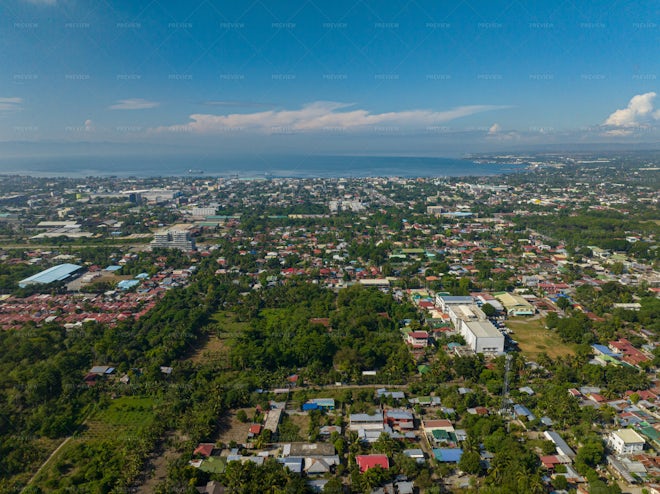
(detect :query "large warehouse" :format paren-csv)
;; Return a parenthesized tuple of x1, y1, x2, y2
(18, 263, 84, 288)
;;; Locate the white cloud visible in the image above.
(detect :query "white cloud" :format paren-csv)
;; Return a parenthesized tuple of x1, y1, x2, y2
(0, 97, 23, 112)
(488, 123, 502, 134)
(109, 98, 159, 110)
(84, 119, 94, 131)
(603, 92, 660, 128)
(602, 129, 632, 137)
(153, 101, 510, 134)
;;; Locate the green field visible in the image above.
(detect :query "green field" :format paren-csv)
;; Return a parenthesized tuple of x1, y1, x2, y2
(31, 396, 160, 491)
(211, 310, 251, 336)
(83, 396, 159, 439)
(506, 316, 576, 359)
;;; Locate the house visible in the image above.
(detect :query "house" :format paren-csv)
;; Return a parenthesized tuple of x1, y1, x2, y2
(433, 448, 463, 463)
(376, 388, 405, 400)
(318, 425, 342, 436)
(608, 429, 646, 455)
(349, 412, 384, 431)
(513, 404, 536, 421)
(608, 339, 650, 367)
(278, 457, 304, 474)
(302, 398, 335, 411)
(544, 431, 576, 459)
(540, 455, 572, 470)
(193, 443, 216, 457)
(356, 454, 390, 473)
(385, 409, 414, 430)
(247, 424, 262, 438)
(403, 449, 425, 463)
(264, 408, 282, 434)
(406, 331, 429, 348)
(304, 456, 340, 475)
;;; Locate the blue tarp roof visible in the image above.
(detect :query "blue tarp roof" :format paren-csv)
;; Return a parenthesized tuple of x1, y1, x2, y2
(105, 265, 122, 271)
(433, 448, 463, 463)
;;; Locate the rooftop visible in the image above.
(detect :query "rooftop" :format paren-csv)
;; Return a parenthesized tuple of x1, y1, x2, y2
(18, 263, 83, 287)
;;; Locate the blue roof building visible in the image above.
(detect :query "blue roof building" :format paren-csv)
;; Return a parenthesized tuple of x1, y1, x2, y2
(117, 279, 140, 290)
(19, 263, 83, 288)
(432, 448, 463, 463)
(513, 404, 536, 421)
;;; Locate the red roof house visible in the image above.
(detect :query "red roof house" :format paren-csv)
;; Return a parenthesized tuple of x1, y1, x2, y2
(193, 443, 215, 457)
(356, 455, 390, 473)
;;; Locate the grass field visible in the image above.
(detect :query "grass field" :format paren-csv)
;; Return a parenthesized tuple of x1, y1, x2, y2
(211, 311, 251, 336)
(31, 396, 160, 490)
(506, 316, 576, 359)
(83, 396, 159, 438)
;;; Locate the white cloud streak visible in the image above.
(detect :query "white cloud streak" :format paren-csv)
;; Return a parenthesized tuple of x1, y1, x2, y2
(0, 97, 23, 112)
(603, 92, 660, 128)
(109, 98, 160, 110)
(154, 101, 510, 134)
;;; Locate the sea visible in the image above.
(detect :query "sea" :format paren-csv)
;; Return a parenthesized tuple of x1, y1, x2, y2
(0, 154, 525, 179)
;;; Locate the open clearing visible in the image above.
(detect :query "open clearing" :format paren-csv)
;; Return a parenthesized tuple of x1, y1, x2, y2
(211, 311, 251, 337)
(188, 334, 229, 365)
(506, 316, 576, 359)
(216, 408, 256, 446)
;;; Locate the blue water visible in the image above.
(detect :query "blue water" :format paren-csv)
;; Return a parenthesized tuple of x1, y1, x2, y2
(0, 154, 524, 178)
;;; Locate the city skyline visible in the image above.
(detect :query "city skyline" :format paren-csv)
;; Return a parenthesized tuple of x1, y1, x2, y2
(1, 0, 659, 157)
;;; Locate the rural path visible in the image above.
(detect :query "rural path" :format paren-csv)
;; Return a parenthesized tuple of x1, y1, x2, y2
(22, 435, 73, 491)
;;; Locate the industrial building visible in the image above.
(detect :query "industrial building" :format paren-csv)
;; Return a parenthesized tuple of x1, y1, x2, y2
(18, 263, 84, 288)
(461, 320, 505, 354)
(445, 302, 504, 355)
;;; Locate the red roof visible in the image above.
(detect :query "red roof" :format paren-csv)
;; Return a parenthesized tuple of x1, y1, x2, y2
(193, 443, 214, 457)
(356, 455, 389, 473)
(249, 424, 262, 435)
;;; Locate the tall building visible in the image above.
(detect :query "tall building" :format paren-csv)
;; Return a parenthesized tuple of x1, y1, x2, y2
(150, 230, 196, 251)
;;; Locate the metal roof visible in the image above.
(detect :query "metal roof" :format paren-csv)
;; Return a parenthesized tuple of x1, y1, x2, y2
(19, 263, 83, 287)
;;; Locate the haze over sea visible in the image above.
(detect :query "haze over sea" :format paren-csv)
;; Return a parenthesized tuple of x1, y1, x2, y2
(0, 155, 521, 179)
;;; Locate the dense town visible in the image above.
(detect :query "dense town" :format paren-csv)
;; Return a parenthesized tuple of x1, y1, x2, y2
(0, 152, 658, 494)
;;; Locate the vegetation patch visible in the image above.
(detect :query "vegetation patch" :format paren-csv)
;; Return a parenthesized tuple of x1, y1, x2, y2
(506, 317, 576, 359)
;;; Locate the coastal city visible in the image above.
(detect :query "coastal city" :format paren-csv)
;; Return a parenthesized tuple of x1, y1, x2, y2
(0, 153, 658, 493)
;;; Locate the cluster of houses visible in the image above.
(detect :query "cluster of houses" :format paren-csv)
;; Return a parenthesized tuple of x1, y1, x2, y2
(0, 252, 197, 330)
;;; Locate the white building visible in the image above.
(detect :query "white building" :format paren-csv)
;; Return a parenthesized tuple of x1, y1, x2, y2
(191, 207, 217, 217)
(608, 429, 645, 455)
(444, 303, 504, 354)
(462, 320, 504, 354)
(150, 230, 196, 251)
(435, 295, 474, 312)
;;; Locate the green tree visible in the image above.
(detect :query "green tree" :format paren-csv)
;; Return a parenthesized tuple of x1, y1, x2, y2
(458, 450, 482, 474)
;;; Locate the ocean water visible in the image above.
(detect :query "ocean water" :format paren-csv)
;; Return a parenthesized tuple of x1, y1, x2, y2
(0, 154, 523, 178)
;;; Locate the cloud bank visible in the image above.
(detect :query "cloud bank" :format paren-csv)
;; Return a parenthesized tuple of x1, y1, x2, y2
(603, 92, 660, 128)
(154, 101, 510, 134)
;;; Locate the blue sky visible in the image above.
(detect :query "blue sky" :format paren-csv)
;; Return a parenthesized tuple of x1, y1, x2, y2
(1, 0, 659, 156)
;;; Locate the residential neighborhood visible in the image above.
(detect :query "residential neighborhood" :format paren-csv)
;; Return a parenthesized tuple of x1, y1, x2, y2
(0, 154, 658, 493)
